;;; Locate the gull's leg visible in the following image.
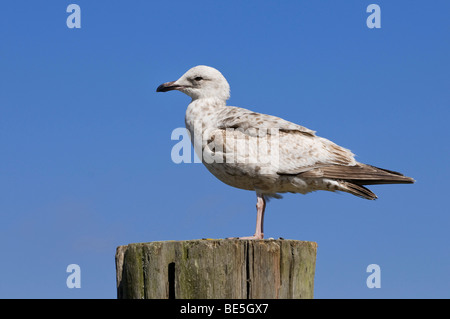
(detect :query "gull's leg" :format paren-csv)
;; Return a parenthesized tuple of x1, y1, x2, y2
(237, 193, 266, 240)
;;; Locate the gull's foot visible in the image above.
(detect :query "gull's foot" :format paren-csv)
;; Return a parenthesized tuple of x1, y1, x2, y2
(226, 233, 264, 240)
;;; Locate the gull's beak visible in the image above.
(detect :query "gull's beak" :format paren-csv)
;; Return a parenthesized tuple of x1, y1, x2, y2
(156, 81, 182, 92)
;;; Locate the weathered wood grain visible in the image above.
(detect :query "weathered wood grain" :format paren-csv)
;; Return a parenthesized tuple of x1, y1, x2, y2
(116, 239, 317, 299)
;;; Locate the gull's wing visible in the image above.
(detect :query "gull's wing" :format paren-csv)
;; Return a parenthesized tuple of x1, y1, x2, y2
(213, 106, 356, 174)
(216, 106, 316, 137)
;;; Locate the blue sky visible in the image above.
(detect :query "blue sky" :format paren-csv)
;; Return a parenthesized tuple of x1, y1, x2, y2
(0, 1, 449, 298)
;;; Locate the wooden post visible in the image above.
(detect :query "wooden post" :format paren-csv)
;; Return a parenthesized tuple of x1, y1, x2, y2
(115, 239, 317, 299)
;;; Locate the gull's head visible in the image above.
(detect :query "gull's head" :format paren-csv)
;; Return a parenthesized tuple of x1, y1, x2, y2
(156, 65, 230, 102)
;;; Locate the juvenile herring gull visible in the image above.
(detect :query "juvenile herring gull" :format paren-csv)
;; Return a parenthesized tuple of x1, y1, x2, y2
(157, 65, 414, 239)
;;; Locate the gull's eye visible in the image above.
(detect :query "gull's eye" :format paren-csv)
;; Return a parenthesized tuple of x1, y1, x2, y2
(194, 76, 203, 81)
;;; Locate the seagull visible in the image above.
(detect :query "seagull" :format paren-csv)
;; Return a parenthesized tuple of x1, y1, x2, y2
(156, 65, 414, 239)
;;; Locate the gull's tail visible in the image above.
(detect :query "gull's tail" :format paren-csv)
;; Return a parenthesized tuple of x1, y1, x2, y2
(300, 163, 415, 200)
(339, 182, 378, 200)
